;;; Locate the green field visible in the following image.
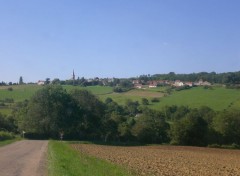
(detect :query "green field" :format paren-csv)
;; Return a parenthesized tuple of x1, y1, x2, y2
(0, 85, 240, 115)
(99, 86, 240, 111)
(48, 141, 133, 176)
(150, 87, 240, 111)
(0, 85, 113, 102)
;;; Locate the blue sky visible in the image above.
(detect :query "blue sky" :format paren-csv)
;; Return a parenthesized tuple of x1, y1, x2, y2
(0, 0, 240, 83)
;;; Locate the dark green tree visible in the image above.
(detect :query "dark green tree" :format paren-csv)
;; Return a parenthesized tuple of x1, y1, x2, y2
(213, 109, 240, 145)
(170, 109, 208, 146)
(141, 98, 149, 105)
(17, 85, 79, 138)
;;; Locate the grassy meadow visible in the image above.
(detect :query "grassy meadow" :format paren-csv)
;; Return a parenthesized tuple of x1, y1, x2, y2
(0, 84, 240, 115)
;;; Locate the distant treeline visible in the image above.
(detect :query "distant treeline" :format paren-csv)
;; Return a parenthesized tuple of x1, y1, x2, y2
(143, 71, 240, 85)
(1, 71, 240, 87)
(1, 85, 239, 147)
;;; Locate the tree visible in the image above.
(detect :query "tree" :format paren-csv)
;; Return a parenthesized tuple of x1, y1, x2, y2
(141, 98, 149, 105)
(45, 78, 50, 85)
(17, 85, 79, 138)
(125, 99, 139, 116)
(19, 76, 23, 85)
(52, 78, 61, 85)
(131, 109, 169, 143)
(170, 109, 208, 146)
(213, 109, 240, 145)
(70, 89, 105, 139)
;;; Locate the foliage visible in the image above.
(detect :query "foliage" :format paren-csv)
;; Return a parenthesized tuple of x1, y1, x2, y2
(141, 98, 149, 105)
(7, 87, 13, 91)
(0, 131, 15, 141)
(170, 109, 208, 146)
(15, 85, 80, 138)
(213, 109, 240, 145)
(151, 97, 160, 103)
(0, 113, 16, 132)
(6, 84, 240, 147)
(131, 109, 170, 144)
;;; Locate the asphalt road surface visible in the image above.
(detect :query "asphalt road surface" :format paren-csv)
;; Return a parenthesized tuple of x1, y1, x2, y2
(0, 140, 48, 176)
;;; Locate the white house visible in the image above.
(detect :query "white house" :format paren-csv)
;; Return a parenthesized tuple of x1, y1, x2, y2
(174, 80, 184, 87)
(134, 84, 143, 89)
(37, 80, 45, 85)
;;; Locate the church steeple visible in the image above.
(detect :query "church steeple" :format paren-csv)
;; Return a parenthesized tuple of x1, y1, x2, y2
(72, 70, 75, 86)
(72, 70, 75, 80)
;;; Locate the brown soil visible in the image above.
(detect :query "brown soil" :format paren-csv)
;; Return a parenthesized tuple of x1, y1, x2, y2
(0, 140, 48, 176)
(71, 144, 240, 176)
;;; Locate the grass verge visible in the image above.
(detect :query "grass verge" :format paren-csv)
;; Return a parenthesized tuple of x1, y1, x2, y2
(48, 140, 134, 176)
(0, 138, 21, 147)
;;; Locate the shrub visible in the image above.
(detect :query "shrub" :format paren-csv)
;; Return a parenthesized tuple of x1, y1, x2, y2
(0, 131, 15, 141)
(151, 97, 160, 103)
(7, 87, 13, 91)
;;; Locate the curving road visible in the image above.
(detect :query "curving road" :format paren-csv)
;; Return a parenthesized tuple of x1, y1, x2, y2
(0, 140, 48, 176)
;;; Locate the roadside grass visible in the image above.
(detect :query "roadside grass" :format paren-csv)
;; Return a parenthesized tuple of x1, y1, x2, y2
(0, 138, 21, 147)
(48, 140, 134, 176)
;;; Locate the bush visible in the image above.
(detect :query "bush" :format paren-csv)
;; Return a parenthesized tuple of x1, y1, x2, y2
(208, 144, 221, 148)
(7, 87, 13, 91)
(151, 97, 160, 103)
(0, 131, 15, 141)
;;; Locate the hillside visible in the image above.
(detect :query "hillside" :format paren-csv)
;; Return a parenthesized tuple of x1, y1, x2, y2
(0, 84, 240, 115)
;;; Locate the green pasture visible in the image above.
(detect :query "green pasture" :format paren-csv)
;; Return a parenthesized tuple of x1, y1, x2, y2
(63, 85, 113, 95)
(100, 86, 240, 111)
(150, 87, 240, 111)
(0, 85, 41, 102)
(99, 88, 164, 105)
(0, 85, 113, 102)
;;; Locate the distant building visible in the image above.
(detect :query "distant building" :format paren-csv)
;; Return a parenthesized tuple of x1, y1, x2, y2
(134, 84, 143, 89)
(132, 80, 140, 84)
(185, 82, 193, 87)
(37, 80, 45, 85)
(202, 81, 211, 86)
(174, 80, 184, 87)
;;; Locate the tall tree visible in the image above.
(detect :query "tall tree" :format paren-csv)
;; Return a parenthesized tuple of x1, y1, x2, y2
(17, 85, 79, 138)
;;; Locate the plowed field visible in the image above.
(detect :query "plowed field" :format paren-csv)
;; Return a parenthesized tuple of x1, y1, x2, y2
(71, 144, 240, 176)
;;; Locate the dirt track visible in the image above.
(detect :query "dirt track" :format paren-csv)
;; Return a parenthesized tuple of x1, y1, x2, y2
(72, 144, 240, 176)
(0, 140, 48, 176)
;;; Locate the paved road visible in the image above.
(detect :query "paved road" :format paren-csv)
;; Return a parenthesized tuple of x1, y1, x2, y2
(0, 140, 48, 176)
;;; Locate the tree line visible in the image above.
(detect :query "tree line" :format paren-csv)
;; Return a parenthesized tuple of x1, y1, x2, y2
(1, 71, 240, 87)
(1, 85, 240, 147)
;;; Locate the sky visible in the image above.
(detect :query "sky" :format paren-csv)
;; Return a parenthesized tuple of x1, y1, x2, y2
(0, 0, 240, 83)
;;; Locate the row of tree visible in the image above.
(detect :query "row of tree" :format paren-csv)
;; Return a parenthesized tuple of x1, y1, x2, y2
(1, 85, 240, 146)
(140, 71, 240, 85)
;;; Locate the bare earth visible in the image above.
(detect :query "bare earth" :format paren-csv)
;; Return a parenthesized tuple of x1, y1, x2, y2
(72, 144, 240, 176)
(0, 140, 48, 176)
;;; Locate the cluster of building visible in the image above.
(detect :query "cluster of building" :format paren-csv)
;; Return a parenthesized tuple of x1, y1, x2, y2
(133, 79, 211, 89)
